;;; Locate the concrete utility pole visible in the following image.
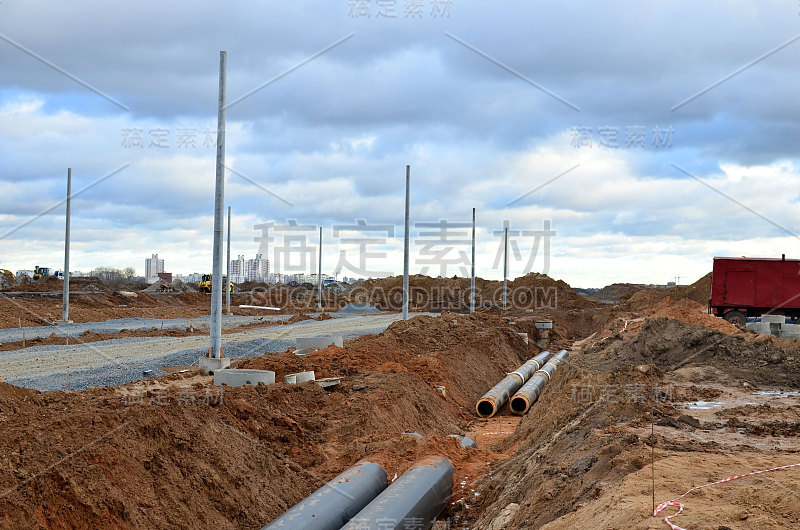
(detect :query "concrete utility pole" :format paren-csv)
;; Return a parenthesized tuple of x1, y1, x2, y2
(61, 168, 72, 323)
(470, 207, 475, 314)
(204, 50, 227, 370)
(225, 205, 231, 315)
(402, 165, 410, 320)
(503, 226, 508, 312)
(318, 227, 323, 311)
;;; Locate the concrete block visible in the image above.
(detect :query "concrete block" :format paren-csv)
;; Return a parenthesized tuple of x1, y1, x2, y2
(296, 335, 343, 349)
(214, 369, 275, 387)
(779, 323, 800, 339)
(294, 347, 316, 356)
(534, 320, 553, 330)
(517, 332, 529, 344)
(761, 314, 785, 325)
(198, 356, 230, 375)
(746, 322, 770, 334)
(288, 370, 315, 383)
(284, 374, 297, 384)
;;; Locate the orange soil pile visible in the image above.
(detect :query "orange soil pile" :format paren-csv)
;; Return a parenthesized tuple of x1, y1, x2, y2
(649, 297, 744, 335)
(619, 272, 711, 312)
(355, 273, 597, 312)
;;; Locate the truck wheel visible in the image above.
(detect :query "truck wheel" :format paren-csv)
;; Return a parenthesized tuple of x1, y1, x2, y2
(723, 310, 746, 326)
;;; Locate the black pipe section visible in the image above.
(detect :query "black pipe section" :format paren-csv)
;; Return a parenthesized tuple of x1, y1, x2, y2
(341, 456, 454, 530)
(510, 349, 569, 415)
(264, 462, 387, 530)
(475, 351, 551, 418)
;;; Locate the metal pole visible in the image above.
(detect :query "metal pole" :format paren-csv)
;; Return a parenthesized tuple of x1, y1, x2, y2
(210, 50, 227, 359)
(503, 226, 508, 312)
(470, 207, 475, 314)
(62, 168, 71, 322)
(402, 165, 410, 320)
(225, 205, 231, 315)
(318, 226, 323, 311)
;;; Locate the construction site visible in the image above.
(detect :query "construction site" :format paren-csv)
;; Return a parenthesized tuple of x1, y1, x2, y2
(2, 3, 799, 528)
(0, 268, 798, 529)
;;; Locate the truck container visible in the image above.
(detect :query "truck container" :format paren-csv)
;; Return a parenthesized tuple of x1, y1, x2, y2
(710, 255, 800, 325)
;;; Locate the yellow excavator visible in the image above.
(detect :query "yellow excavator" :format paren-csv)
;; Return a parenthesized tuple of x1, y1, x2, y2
(33, 266, 51, 280)
(198, 274, 234, 293)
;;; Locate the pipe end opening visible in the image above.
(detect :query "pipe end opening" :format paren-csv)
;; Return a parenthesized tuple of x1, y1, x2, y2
(476, 400, 495, 418)
(510, 396, 528, 415)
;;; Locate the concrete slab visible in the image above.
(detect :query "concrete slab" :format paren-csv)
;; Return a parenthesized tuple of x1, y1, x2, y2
(296, 335, 343, 349)
(284, 374, 297, 384)
(316, 377, 341, 389)
(517, 332, 529, 344)
(534, 321, 553, 330)
(780, 323, 800, 339)
(290, 370, 315, 383)
(214, 369, 275, 387)
(294, 347, 316, 356)
(198, 356, 230, 375)
(761, 314, 785, 325)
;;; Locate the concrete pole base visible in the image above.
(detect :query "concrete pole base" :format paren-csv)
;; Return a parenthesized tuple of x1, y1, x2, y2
(198, 356, 230, 375)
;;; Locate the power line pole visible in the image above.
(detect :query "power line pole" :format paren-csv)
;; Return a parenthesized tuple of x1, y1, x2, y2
(503, 226, 508, 312)
(318, 226, 323, 311)
(402, 165, 410, 320)
(208, 50, 227, 364)
(225, 205, 231, 315)
(470, 207, 475, 314)
(60, 168, 72, 323)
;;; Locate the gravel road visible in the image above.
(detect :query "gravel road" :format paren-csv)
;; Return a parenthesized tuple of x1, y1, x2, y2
(0, 314, 298, 342)
(1, 313, 413, 391)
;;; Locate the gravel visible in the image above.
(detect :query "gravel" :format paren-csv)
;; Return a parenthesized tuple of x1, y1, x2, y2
(0, 314, 294, 342)
(2, 314, 413, 392)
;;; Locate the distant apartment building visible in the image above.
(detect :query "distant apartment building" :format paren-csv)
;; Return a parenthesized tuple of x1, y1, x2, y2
(145, 254, 165, 282)
(230, 254, 270, 283)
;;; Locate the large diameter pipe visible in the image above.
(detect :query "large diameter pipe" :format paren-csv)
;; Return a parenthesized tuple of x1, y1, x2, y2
(264, 462, 387, 530)
(342, 456, 453, 530)
(510, 349, 569, 415)
(475, 351, 552, 418)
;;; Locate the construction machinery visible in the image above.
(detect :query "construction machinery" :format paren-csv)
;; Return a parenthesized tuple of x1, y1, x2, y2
(0, 269, 15, 279)
(198, 274, 234, 293)
(33, 266, 51, 280)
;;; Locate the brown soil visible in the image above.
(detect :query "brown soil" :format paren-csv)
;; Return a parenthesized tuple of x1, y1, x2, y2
(2, 276, 799, 529)
(619, 272, 712, 312)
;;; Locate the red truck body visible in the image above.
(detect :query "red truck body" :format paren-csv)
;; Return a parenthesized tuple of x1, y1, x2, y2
(710, 256, 800, 323)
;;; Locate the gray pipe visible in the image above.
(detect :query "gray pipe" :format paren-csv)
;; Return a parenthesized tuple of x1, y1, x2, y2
(342, 456, 453, 530)
(448, 434, 478, 449)
(264, 462, 387, 530)
(510, 349, 569, 415)
(475, 351, 551, 418)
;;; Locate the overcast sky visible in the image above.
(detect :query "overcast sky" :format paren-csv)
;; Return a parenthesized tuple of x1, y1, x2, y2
(1, 1, 799, 287)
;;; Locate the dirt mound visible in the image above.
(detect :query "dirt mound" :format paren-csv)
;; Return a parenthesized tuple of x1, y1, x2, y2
(352, 273, 596, 312)
(588, 283, 652, 303)
(650, 297, 742, 334)
(583, 318, 800, 386)
(619, 272, 711, 312)
(0, 271, 17, 290)
(285, 313, 311, 324)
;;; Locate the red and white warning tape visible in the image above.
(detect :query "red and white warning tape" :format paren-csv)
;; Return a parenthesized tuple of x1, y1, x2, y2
(653, 462, 800, 529)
